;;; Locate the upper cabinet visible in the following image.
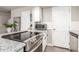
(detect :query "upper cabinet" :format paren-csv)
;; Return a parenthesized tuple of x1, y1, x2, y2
(11, 7, 32, 18)
(21, 11, 31, 31)
(32, 7, 42, 22)
(42, 8, 52, 22)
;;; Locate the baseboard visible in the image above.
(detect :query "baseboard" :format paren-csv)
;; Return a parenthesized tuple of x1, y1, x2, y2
(47, 44, 70, 51)
(53, 46, 70, 50)
(47, 43, 54, 46)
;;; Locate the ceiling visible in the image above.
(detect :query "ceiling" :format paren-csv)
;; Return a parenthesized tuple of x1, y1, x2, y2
(0, 6, 52, 12)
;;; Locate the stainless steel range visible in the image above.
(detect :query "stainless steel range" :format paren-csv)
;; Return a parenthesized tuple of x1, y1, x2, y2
(2, 31, 43, 52)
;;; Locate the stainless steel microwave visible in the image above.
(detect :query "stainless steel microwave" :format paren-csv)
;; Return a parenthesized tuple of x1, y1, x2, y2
(35, 23, 47, 30)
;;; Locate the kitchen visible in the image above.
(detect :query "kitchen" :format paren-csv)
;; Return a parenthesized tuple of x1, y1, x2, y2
(0, 6, 79, 52)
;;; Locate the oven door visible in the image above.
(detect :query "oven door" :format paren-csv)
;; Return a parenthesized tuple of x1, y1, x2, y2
(25, 34, 43, 52)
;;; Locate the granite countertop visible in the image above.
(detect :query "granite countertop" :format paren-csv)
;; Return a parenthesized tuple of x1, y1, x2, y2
(0, 31, 27, 52)
(0, 30, 43, 52)
(0, 38, 25, 52)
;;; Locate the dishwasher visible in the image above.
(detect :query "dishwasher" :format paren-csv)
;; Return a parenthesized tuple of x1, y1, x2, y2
(70, 32, 78, 52)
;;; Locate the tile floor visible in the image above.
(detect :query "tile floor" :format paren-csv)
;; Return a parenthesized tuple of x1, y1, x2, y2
(44, 46, 70, 52)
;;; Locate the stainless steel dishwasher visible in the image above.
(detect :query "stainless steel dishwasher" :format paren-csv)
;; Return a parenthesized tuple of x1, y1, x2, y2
(70, 32, 78, 52)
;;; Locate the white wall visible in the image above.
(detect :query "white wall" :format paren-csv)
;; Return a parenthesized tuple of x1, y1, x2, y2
(71, 7, 78, 21)
(0, 11, 11, 34)
(70, 21, 79, 30)
(70, 7, 79, 30)
(0, 12, 10, 24)
(71, 6, 79, 21)
(11, 7, 33, 18)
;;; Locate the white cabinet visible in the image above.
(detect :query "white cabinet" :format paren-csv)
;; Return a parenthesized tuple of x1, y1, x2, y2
(47, 30, 53, 46)
(42, 32, 47, 51)
(32, 7, 42, 22)
(32, 7, 42, 30)
(42, 8, 52, 22)
(21, 11, 31, 31)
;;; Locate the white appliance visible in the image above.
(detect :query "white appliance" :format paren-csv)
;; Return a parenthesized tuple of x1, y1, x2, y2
(52, 7, 71, 48)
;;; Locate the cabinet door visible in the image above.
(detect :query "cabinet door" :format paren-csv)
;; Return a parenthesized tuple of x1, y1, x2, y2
(70, 35, 75, 51)
(32, 7, 42, 22)
(21, 11, 30, 31)
(47, 30, 53, 45)
(70, 34, 78, 52)
(42, 33, 47, 51)
(74, 37, 78, 51)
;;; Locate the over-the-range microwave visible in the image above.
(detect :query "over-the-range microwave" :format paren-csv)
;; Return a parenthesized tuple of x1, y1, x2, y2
(35, 23, 47, 30)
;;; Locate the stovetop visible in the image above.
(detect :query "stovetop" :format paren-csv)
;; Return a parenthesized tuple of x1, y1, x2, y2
(2, 31, 41, 42)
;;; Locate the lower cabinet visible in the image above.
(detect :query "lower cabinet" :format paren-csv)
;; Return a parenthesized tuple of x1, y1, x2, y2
(70, 32, 78, 52)
(42, 33, 47, 52)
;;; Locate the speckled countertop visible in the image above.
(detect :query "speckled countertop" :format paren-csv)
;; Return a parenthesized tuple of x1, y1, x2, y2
(0, 31, 27, 52)
(0, 30, 44, 52)
(70, 30, 79, 36)
(0, 38, 25, 52)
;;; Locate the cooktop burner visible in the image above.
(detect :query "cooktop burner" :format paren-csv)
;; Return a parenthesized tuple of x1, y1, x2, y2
(2, 31, 41, 42)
